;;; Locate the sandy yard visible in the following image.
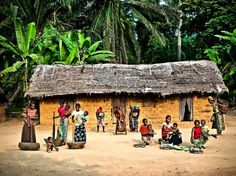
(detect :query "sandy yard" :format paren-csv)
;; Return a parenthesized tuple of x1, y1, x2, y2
(0, 114, 236, 176)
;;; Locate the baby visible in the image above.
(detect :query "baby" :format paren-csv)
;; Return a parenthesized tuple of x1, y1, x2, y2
(82, 111, 89, 123)
(45, 136, 59, 152)
(167, 122, 181, 141)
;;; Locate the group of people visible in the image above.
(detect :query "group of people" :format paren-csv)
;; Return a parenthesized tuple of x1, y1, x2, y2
(20, 96, 226, 152)
(139, 115, 182, 146)
(190, 119, 217, 148)
(139, 96, 226, 149)
(57, 101, 88, 145)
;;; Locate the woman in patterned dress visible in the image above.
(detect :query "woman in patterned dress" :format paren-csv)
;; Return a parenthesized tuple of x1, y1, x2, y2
(21, 102, 38, 143)
(72, 103, 88, 142)
(208, 96, 225, 135)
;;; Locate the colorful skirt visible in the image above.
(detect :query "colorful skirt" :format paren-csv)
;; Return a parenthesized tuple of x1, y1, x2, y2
(21, 123, 36, 143)
(74, 124, 86, 142)
(212, 112, 225, 134)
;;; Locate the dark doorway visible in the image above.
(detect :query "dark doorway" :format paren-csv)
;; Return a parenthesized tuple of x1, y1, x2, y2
(179, 96, 193, 121)
(112, 96, 127, 116)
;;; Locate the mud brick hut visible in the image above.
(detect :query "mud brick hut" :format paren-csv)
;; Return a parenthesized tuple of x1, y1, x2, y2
(0, 88, 6, 122)
(25, 60, 228, 128)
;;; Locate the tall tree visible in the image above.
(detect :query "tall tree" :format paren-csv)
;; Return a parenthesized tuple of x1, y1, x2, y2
(90, 0, 176, 64)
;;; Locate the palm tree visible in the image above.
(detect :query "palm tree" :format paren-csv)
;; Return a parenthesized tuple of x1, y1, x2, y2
(90, 0, 176, 64)
(7, 0, 92, 31)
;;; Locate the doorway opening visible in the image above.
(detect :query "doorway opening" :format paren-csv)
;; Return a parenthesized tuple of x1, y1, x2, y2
(179, 96, 193, 121)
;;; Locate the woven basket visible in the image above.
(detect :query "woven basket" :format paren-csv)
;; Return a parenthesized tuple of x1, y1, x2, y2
(218, 99, 229, 114)
(18, 142, 40, 150)
(67, 142, 85, 149)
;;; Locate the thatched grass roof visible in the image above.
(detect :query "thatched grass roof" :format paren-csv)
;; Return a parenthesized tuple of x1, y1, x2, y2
(25, 60, 228, 98)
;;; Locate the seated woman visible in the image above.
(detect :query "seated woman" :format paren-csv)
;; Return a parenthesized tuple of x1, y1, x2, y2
(161, 115, 173, 143)
(191, 120, 204, 148)
(161, 115, 182, 145)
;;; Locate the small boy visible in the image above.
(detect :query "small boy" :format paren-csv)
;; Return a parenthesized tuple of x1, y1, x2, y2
(96, 107, 105, 132)
(147, 124, 155, 145)
(45, 136, 59, 152)
(201, 119, 217, 141)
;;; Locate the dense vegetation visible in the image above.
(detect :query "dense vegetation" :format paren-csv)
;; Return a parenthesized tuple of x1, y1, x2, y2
(0, 0, 235, 109)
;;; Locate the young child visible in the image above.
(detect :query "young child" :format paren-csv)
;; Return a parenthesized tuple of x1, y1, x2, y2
(45, 136, 59, 152)
(147, 124, 155, 145)
(167, 123, 180, 139)
(82, 111, 89, 123)
(65, 104, 71, 118)
(96, 107, 105, 132)
(191, 120, 204, 148)
(201, 119, 217, 142)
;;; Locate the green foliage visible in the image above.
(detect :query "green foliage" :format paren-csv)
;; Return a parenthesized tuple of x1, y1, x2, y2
(91, 0, 177, 64)
(1, 61, 24, 76)
(181, 0, 236, 60)
(0, 18, 38, 91)
(205, 29, 236, 95)
(35, 25, 115, 65)
(0, 17, 114, 107)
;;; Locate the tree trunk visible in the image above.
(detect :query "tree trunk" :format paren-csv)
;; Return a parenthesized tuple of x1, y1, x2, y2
(177, 1, 183, 61)
(121, 29, 128, 64)
(24, 58, 28, 91)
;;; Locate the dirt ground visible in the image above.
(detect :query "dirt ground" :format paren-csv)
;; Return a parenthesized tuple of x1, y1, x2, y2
(0, 114, 236, 176)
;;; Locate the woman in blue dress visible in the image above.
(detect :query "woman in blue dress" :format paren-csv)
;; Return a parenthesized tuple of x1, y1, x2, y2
(72, 103, 88, 142)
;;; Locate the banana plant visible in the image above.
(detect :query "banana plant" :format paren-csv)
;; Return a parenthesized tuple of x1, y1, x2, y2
(55, 31, 115, 65)
(0, 18, 37, 91)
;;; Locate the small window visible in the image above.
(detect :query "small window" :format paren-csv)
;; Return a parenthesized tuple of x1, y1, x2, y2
(179, 96, 193, 121)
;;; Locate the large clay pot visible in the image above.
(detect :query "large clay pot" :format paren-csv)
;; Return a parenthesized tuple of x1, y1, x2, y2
(18, 142, 40, 150)
(67, 142, 85, 149)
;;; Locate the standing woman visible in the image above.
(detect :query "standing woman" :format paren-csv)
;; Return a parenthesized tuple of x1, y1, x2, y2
(208, 96, 225, 135)
(21, 102, 38, 143)
(114, 106, 127, 135)
(72, 103, 87, 142)
(57, 100, 66, 144)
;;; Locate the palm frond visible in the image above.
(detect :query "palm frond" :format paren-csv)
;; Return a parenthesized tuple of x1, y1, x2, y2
(131, 7, 166, 46)
(1, 61, 25, 75)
